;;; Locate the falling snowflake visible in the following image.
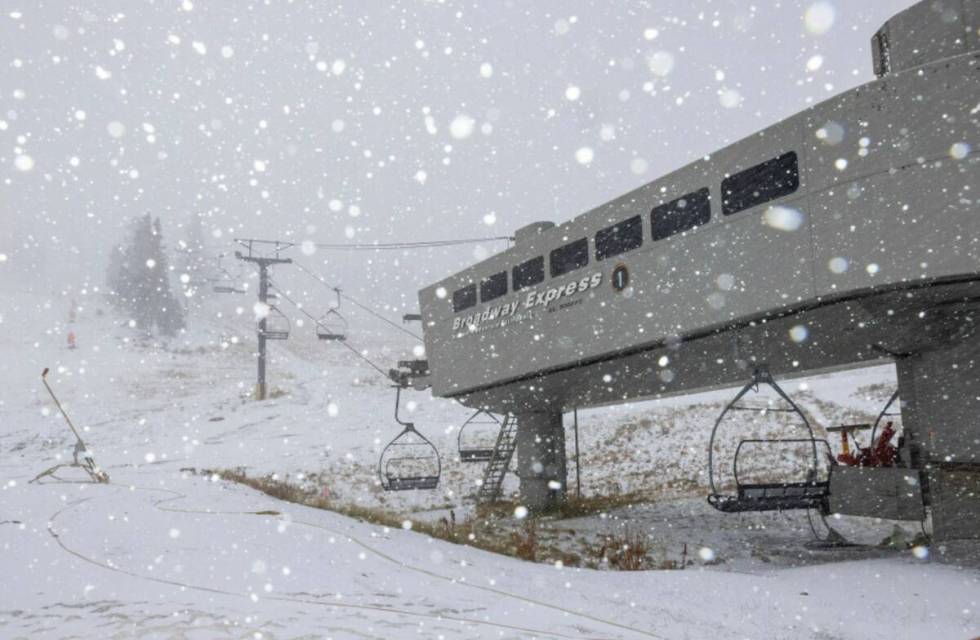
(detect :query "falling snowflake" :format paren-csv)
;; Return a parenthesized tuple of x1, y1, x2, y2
(449, 114, 475, 139)
(575, 147, 594, 165)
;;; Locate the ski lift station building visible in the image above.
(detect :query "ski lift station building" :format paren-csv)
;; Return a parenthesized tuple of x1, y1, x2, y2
(417, 0, 980, 555)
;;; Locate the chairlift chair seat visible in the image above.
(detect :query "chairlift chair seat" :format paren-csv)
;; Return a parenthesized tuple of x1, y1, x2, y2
(707, 368, 832, 516)
(457, 409, 503, 463)
(709, 481, 830, 513)
(316, 288, 348, 341)
(378, 386, 441, 491)
(709, 437, 834, 513)
(213, 280, 245, 294)
(212, 254, 246, 294)
(384, 472, 441, 491)
(261, 306, 291, 340)
(379, 432, 441, 491)
(460, 448, 496, 463)
(316, 309, 347, 341)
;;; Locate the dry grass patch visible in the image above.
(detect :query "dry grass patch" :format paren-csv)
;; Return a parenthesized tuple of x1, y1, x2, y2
(589, 526, 682, 571)
(511, 519, 539, 561)
(201, 468, 691, 571)
(204, 467, 540, 561)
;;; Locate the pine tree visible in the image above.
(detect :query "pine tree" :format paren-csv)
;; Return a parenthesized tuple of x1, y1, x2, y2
(150, 217, 185, 336)
(174, 210, 211, 307)
(106, 214, 186, 337)
(105, 244, 126, 304)
(128, 214, 156, 332)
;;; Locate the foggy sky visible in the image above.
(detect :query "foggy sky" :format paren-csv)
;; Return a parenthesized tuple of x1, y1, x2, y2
(1, 0, 910, 312)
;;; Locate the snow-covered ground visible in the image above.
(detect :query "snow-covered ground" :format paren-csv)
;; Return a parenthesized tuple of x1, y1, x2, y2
(2, 289, 979, 639)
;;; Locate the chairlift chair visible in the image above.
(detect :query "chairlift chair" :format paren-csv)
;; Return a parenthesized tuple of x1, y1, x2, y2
(707, 367, 832, 514)
(213, 278, 245, 295)
(316, 288, 347, 341)
(388, 360, 431, 391)
(211, 254, 246, 294)
(211, 271, 245, 293)
(316, 311, 348, 341)
(260, 305, 291, 340)
(457, 408, 503, 462)
(378, 386, 441, 491)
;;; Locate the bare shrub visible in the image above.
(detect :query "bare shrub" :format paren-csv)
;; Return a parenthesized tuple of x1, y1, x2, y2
(591, 526, 652, 571)
(511, 519, 539, 561)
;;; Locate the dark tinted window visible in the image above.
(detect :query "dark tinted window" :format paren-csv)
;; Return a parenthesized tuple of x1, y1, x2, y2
(512, 256, 544, 291)
(480, 271, 508, 302)
(595, 215, 643, 261)
(452, 284, 476, 313)
(722, 151, 799, 216)
(550, 238, 589, 277)
(651, 188, 712, 241)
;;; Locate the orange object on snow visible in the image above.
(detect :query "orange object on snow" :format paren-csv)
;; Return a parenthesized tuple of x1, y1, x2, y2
(67, 331, 76, 350)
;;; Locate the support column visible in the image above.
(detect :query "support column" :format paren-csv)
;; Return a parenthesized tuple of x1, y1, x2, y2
(897, 338, 980, 562)
(516, 411, 567, 512)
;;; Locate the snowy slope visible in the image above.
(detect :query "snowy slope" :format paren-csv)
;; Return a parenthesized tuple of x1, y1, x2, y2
(5, 467, 977, 639)
(1, 290, 978, 638)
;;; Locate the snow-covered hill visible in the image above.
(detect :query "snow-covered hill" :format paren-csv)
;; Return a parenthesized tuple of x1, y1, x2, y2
(1, 287, 899, 517)
(1, 289, 978, 638)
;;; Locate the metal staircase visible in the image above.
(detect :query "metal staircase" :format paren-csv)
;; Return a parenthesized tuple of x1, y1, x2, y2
(476, 414, 519, 504)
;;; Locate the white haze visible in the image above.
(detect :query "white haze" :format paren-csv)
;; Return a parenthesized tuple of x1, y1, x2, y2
(1, 0, 909, 310)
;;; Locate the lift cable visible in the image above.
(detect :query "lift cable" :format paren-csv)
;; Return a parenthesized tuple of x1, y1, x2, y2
(227, 236, 512, 343)
(267, 279, 393, 380)
(225, 236, 512, 252)
(292, 261, 422, 341)
(310, 236, 512, 251)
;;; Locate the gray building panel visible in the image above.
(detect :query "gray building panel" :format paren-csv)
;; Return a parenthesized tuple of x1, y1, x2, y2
(929, 468, 980, 541)
(877, 0, 972, 75)
(829, 467, 925, 521)
(418, 0, 980, 451)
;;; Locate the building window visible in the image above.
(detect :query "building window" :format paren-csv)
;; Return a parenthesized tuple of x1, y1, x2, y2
(651, 188, 711, 241)
(513, 256, 545, 291)
(595, 215, 643, 261)
(550, 238, 589, 277)
(480, 271, 508, 302)
(721, 151, 800, 216)
(452, 284, 476, 313)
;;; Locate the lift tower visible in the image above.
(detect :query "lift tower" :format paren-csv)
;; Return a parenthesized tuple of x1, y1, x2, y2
(235, 239, 293, 400)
